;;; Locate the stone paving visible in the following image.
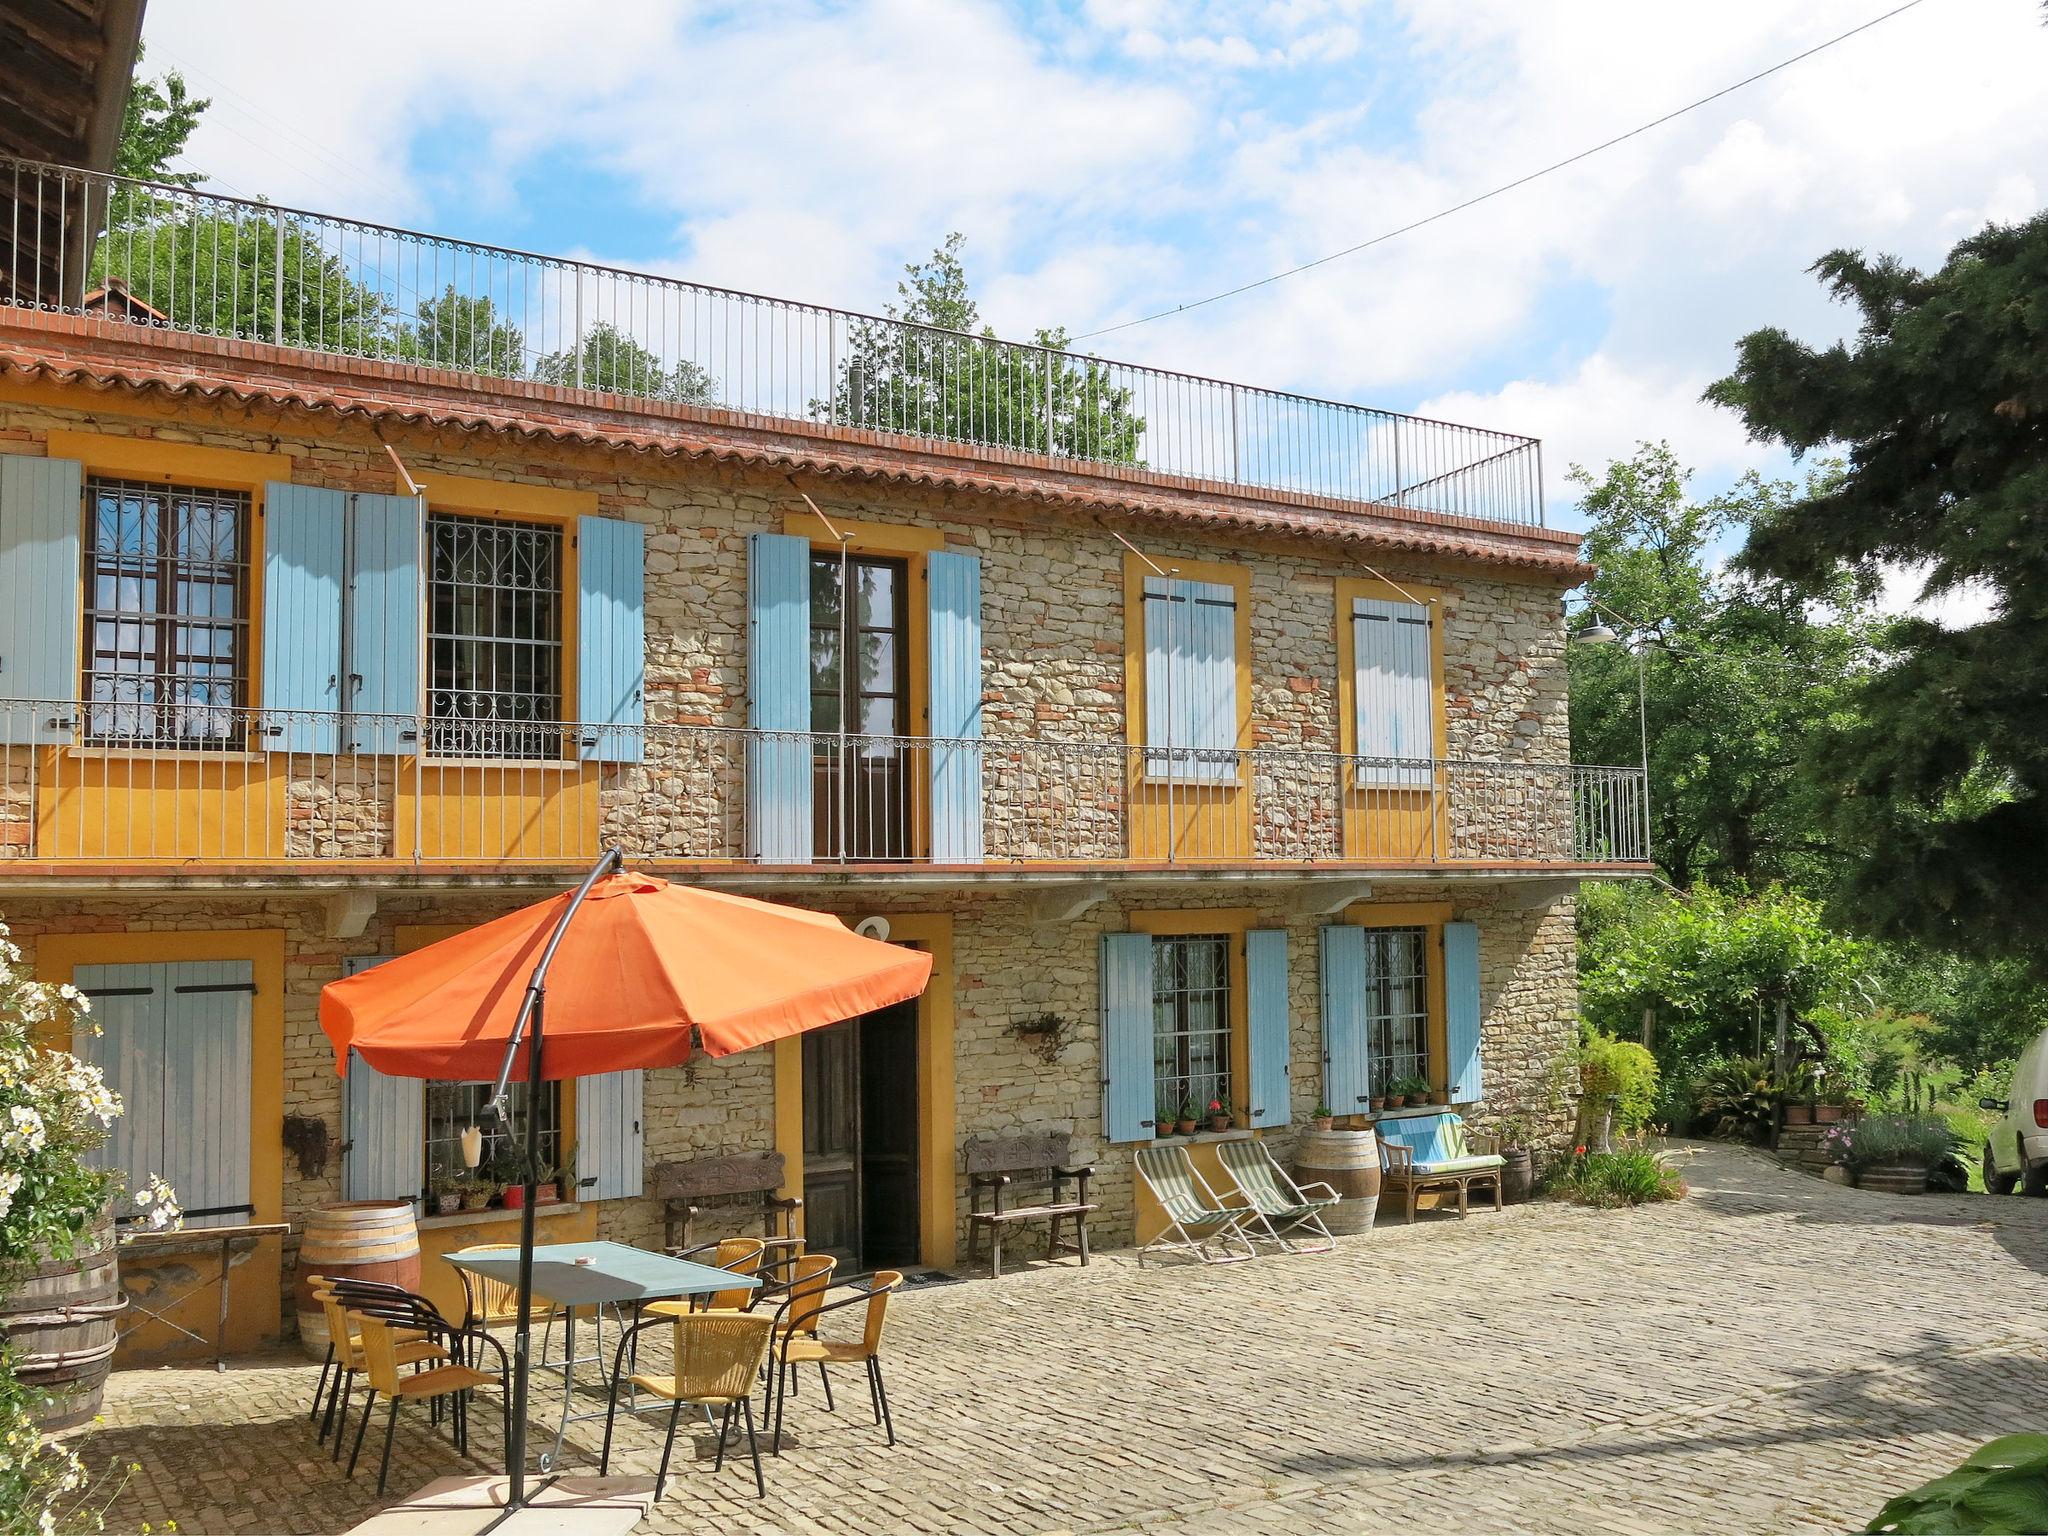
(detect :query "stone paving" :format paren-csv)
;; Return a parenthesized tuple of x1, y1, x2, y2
(71, 1142, 2048, 1534)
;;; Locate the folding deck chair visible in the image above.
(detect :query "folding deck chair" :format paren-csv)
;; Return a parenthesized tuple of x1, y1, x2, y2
(1132, 1145, 1259, 1266)
(1214, 1139, 1343, 1253)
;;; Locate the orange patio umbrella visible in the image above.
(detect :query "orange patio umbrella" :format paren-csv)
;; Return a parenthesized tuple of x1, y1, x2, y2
(320, 868, 931, 1083)
(316, 848, 930, 1509)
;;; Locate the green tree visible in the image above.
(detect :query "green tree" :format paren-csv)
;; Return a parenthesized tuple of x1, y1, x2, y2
(1706, 215, 2048, 972)
(826, 233, 1143, 460)
(397, 287, 526, 377)
(535, 321, 716, 402)
(113, 46, 207, 186)
(1569, 442, 1887, 890)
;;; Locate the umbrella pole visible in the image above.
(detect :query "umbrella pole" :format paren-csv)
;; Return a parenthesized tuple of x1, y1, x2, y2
(506, 991, 544, 1509)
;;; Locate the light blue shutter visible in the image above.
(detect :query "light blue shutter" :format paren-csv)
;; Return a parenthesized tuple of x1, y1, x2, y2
(261, 483, 344, 754)
(0, 456, 82, 742)
(1443, 920, 1484, 1103)
(1245, 930, 1291, 1129)
(1354, 597, 1432, 786)
(577, 1069, 644, 1201)
(577, 514, 644, 763)
(74, 963, 167, 1208)
(1143, 576, 1236, 781)
(166, 961, 255, 1230)
(341, 956, 424, 1204)
(346, 492, 423, 755)
(1100, 932, 1155, 1143)
(1319, 925, 1373, 1114)
(746, 532, 812, 862)
(927, 549, 983, 862)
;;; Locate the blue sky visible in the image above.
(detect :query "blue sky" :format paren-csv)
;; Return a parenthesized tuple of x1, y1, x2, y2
(141, 0, 2046, 596)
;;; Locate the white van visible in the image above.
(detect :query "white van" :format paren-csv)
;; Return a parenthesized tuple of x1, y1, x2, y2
(1980, 1030, 2048, 1194)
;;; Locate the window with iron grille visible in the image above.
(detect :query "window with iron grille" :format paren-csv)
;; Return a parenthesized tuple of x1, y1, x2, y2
(1364, 926, 1431, 1089)
(422, 1079, 563, 1193)
(81, 476, 251, 747)
(1152, 933, 1231, 1117)
(427, 512, 563, 758)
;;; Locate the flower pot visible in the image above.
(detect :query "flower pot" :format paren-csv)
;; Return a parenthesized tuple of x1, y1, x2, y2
(1500, 1147, 1534, 1204)
(434, 1194, 460, 1215)
(1311, 1117, 1334, 1132)
(1814, 1104, 1846, 1124)
(1208, 1116, 1232, 1134)
(461, 1192, 492, 1212)
(1370, 1097, 1386, 1112)
(501, 1185, 526, 1209)
(1176, 1119, 1197, 1135)
(1784, 1104, 1814, 1127)
(1859, 1162, 1929, 1196)
(1386, 1095, 1406, 1110)
(535, 1182, 561, 1205)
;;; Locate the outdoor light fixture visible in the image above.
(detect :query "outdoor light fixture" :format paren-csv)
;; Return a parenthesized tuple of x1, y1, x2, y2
(459, 1124, 483, 1169)
(1575, 621, 1620, 645)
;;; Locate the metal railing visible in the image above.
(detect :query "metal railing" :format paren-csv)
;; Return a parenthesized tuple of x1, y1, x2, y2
(0, 701, 1646, 867)
(0, 156, 1545, 526)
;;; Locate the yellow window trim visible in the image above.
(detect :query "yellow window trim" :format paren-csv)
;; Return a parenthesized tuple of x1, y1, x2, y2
(1122, 552, 1255, 756)
(45, 431, 297, 490)
(410, 470, 595, 522)
(773, 912, 957, 1268)
(393, 924, 578, 1174)
(1334, 574, 1449, 764)
(1126, 908, 1255, 1122)
(1340, 899, 1453, 1096)
(35, 929, 287, 1227)
(778, 511, 946, 555)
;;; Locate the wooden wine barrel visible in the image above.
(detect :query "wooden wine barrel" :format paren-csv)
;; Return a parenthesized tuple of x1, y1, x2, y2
(294, 1201, 420, 1359)
(1858, 1163, 1929, 1196)
(1294, 1128, 1381, 1235)
(0, 1211, 125, 1430)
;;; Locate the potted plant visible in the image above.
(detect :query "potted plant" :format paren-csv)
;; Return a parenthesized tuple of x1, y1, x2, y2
(1175, 1095, 1199, 1136)
(1846, 1112, 1956, 1195)
(429, 1165, 462, 1215)
(487, 1146, 530, 1207)
(1384, 1089, 1406, 1109)
(1154, 1099, 1179, 1138)
(1392, 1074, 1432, 1109)
(1310, 1103, 1334, 1132)
(1206, 1097, 1234, 1134)
(1370, 1094, 1387, 1112)
(1814, 1088, 1850, 1125)
(461, 1177, 495, 1212)
(1496, 1116, 1534, 1203)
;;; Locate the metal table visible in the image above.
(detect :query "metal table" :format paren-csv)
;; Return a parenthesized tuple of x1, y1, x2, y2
(444, 1241, 756, 1472)
(118, 1220, 292, 1369)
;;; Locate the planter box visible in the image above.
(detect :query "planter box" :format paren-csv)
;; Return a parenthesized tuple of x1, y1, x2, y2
(1859, 1162, 1929, 1195)
(1783, 1104, 1814, 1127)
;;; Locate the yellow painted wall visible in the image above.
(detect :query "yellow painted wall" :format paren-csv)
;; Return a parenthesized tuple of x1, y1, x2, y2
(1122, 553, 1255, 860)
(37, 747, 288, 861)
(36, 929, 287, 1362)
(773, 912, 956, 1268)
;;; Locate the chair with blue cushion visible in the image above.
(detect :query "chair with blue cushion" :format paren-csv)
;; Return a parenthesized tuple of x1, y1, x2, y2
(1375, 1112, 1504, 1222)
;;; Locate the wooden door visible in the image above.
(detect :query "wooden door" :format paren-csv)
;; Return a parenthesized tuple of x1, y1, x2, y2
(802, 1021, 862, 1266)
(858, 1000, 920, 1268)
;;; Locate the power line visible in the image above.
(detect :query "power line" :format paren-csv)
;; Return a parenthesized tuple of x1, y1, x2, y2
(1072, 0, 1931, 342)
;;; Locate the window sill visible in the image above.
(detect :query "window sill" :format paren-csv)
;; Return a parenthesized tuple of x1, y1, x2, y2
(65, 745, 264, 765)
(1360, 1103, 1461, 1124)
(1141, 1127, 1256, 1145)
(419, 1200, 584, 1232)
(1135, 773, 1245, 790)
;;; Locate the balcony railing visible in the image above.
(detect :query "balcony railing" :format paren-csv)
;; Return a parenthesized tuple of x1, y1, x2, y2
(1, 156, 1545, 527)
(0, 701, 1647, 870)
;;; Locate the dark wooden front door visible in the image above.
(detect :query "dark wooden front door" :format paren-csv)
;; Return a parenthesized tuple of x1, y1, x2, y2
(801, 994, 920, 1270)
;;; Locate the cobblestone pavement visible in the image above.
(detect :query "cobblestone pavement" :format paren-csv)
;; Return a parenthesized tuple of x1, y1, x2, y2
(73, 1142, 2048, 1534)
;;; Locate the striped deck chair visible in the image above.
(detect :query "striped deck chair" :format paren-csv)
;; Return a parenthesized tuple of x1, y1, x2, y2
(1132, 1145, 1258, 1266)
(1214, 1139, 1342, 1254)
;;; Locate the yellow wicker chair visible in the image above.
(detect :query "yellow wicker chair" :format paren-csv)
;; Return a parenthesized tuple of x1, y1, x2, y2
(645, 1236, 767, 1319)
(599, 1312, 776, 1499)
(345, 1312, 500, 1495)
(312, 1279, 446, 1458)
(769, 1270, 904, 1452)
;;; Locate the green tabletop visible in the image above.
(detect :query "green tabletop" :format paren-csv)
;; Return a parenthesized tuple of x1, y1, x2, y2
(443, 1240, 756, 1308)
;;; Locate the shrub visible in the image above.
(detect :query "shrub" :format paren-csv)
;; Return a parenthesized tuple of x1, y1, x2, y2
(1577, 1030, 1659, 1133)
(1866, 1433, 2048, 1533)
(1837, 1113, 1959, 1172)
(1693, 1056, 1780, 1144)
(1547, 1144, 1685, 1207)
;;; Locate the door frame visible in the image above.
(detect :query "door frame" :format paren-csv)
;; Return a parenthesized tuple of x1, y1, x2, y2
(37, 928, 286, 1355)
(774, 912, 955, 1268)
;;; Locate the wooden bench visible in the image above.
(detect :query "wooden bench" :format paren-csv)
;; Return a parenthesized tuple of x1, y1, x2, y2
(964, 1134, 1097, 1279)
(1375, 1113, 1505, 1223)
(651, 1150, 802, 1252)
